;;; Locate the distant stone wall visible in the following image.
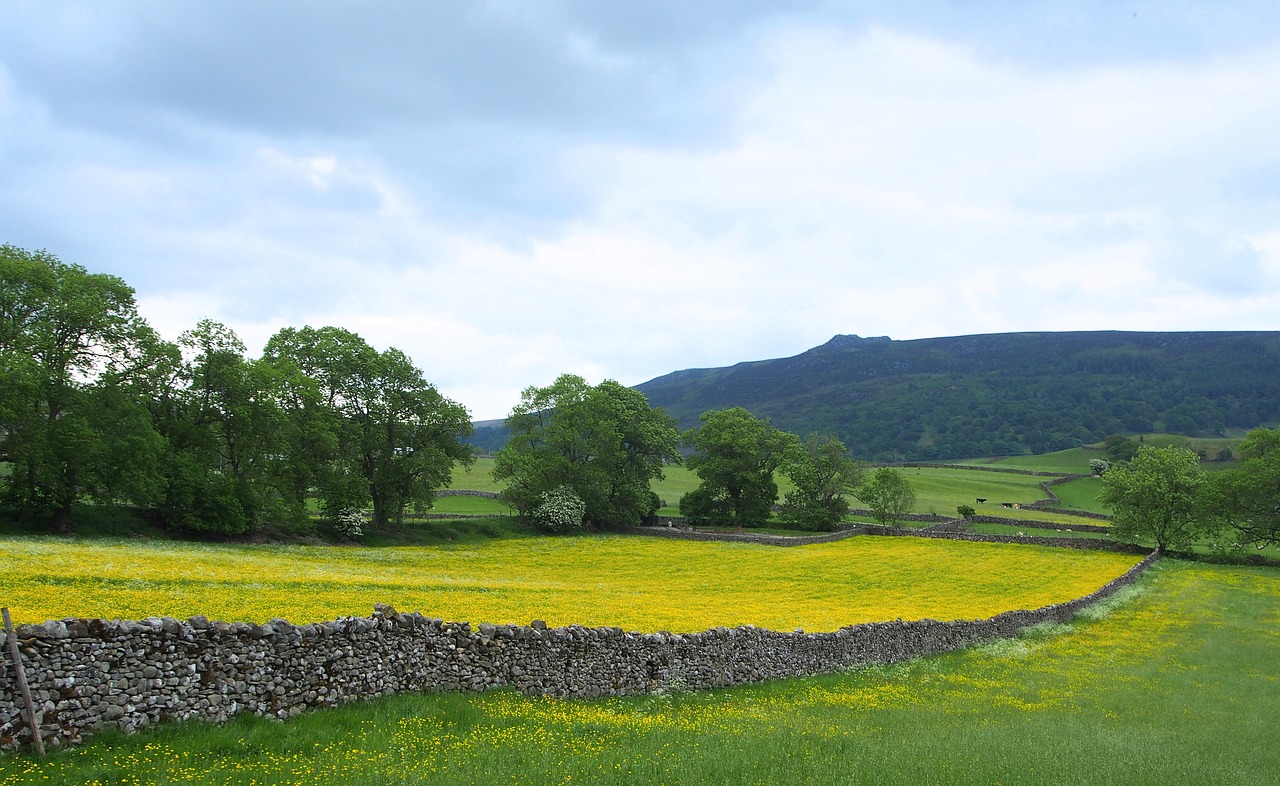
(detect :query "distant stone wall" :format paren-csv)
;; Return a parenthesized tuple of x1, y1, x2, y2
(856, 524, 1148, 554)
(0, 550, 1159, 752)
(434, 490, 500, 499)
(893, 463, 1068, 477)
(623, 526, 863, 547)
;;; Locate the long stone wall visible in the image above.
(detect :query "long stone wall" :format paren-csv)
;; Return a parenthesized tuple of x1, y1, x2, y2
(1, 550, 1159, 752)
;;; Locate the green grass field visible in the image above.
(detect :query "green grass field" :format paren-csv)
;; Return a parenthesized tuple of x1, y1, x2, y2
(1051, 475, 1107, 513)
(5, 558, 1274, 785)
(450, 458, 1112, 527)
(962, 446, 1100, 474)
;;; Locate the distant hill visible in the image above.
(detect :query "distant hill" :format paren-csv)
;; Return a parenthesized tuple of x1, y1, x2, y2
(633, 331, 1280, 461)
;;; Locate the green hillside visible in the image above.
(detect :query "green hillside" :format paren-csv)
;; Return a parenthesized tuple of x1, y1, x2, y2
(635, 331, 1280, 461)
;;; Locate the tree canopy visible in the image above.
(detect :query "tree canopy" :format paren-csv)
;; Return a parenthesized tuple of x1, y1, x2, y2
(1204, 426, 1280, 549)
(1, 245, 167, 531)
(493, 374, 680, 528)
(679, 407, 798, 527)
(855, 467, 917, 526)
(780, 433, 865, 531)
(0, 244, 472, 536)
(1100, 444, 1214, 551)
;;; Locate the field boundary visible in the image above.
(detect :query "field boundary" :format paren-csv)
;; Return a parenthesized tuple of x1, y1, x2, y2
(1, 549, 1158, 753)
(630, 521, 1135, 552)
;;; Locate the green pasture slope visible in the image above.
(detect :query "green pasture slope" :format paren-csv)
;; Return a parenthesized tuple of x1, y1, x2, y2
(5, 558, 1275, 785)
(452, 455, 1110, 526)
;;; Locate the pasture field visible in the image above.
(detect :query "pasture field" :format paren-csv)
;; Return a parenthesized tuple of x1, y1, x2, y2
(1051, 475, 1107, 513)
(446, 458, 503, 493)
(425, 495, 512, 516)
(447, 458, 1111, 526)
(4, 559, 1275, 785)
(0, 535, 1142, 633)
(969, 522, 1111, 540)
(961, 446, 1099, 474)
(897, 465, 1109, 527)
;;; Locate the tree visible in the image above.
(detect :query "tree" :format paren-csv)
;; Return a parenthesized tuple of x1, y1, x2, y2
(263, 326, 473, 529)
(0, 245, 167, 531)
(856, 467, 917, 526)
(1204, 427, 1280, 549)
(494, 374, 680, 526)
(1100, 445, 1214, 551)
(780, 433, 866, 531)
(156, 320, 288, 534)
(1103, 434, 1139, 462)
(680, 408, 798, 527)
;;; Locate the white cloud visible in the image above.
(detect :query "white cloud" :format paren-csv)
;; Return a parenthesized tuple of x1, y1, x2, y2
(4, 6, 1280, 420)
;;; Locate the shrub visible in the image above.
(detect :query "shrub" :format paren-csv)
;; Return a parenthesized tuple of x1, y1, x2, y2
(334, 508, 366, 539)
(956, 504, 976, 520)
(532, 486, 586, 533)
(1089, 458, 1111, 476)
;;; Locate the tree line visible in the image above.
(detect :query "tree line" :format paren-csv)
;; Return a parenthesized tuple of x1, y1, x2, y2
(493, 377, 914, 533)
(4, 245, 902, 538)
(1, 245, 472, 534)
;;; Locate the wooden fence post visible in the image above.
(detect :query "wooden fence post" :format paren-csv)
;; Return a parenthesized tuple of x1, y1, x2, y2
(2, 608, 46, 758)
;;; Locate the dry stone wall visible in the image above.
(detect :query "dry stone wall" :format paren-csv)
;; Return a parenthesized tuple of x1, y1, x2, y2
(1, 551, 1158, 752)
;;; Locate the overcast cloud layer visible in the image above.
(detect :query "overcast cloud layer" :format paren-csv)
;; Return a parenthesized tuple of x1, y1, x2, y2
(3, 1, 1279, 419)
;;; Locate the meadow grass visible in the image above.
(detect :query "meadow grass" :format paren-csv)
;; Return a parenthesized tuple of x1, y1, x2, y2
(968, 522, 1111, 540)
(963, 446, 1100, 474)
(446, 458, 504, 493)
(0, 535, 1141, 634)
(1051, 475, 1107, 513)
(899, 465, 1056, 515)
(450, 458, 1111, 526)
(425, 495, 513, 516)
(4, 559, 1274, 785)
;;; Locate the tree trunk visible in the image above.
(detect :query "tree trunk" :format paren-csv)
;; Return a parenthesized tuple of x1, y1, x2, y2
(52, 495, 74, 534)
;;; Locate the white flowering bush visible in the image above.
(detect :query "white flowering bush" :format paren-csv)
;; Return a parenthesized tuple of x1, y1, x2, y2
(334, 508, 367, 538)
(1089, 458, 1111, 476)
(532, 486, 586, 533)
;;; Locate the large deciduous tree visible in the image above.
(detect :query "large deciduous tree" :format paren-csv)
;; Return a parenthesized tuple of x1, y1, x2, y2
(156, 320, 289, 534)
(1204, 426, 1280, 549)
(680, 407, 797, 527)
(263, 326, 473, 529)
(855, 467, 917, 526)
(780, 433, 866, 531)
(494, 374, 680, 528)
(0, 245, 166, 531)
(1100, 444, 1214, 551)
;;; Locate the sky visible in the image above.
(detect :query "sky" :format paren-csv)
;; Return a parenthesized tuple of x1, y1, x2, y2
(3, 1, 1279, 420)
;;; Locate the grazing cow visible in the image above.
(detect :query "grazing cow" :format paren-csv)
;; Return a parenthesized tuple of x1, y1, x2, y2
(1001, 502, 1013, 508)
(976, 498, 987, 504)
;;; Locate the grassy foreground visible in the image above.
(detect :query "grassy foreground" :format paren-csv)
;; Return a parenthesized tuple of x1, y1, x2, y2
(3, 559, 1275, 785)
(0, 535, 1140, 633)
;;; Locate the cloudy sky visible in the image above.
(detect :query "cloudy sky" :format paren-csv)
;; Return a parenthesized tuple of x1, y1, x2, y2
(3, 1, 1279, 419)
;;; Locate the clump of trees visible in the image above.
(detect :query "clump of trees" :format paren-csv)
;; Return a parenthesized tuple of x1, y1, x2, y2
(1100, 433, 1280, 552)
(679, 408, 796, 528)
(677, 409, 875, 532)
(493, 374, 681, 530)
(780, 433, 866, 531)
(1, 245, 473, 535)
